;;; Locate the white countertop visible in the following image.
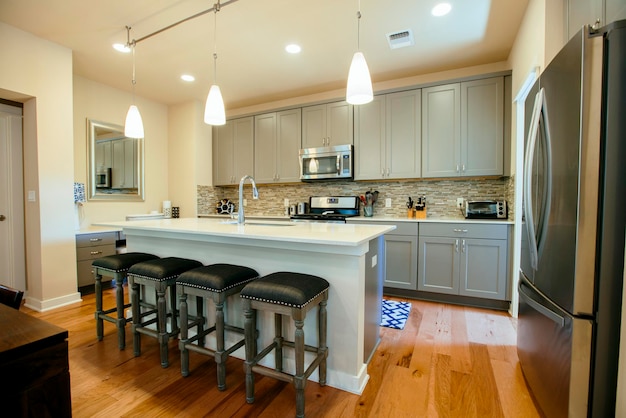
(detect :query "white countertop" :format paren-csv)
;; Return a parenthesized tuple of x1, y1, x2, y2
(347, 215, 514, 225)
(75, 225, 122, 235)
(93, 217, 395, 247)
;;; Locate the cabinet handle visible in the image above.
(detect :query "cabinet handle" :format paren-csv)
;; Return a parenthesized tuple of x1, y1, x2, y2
(455, 239, 459, 253)
(386, 168, 390, 176)
(89, 238, 102, 242)
(462, 164, 466, 172)
(453, 229, 468, 233)
(461, 239, 466, 253)
(90, 251, 102, 255)
(456, 163, 460, 173)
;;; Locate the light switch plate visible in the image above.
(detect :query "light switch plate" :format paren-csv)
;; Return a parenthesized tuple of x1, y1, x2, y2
(284, 198, 289, 207)
(385, 198, 391, 208)
(244, 199, 247, 207)
(28, 190, 36, 202)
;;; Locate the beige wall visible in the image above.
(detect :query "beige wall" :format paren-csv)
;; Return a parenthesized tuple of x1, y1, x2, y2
(167, 101, 212, 218)
(0, 22, 79, 310)
(73, 75, 170, 224)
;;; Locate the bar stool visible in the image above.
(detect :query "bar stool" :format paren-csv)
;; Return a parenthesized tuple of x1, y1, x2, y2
(241, 272, 329, 418)
(176, 263, 259, 390)
(127, 256, 203, 367)
(92, 252, 159, 349)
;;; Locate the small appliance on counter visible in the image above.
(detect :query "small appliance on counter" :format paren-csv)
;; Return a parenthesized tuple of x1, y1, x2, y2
(290, 196, 359, 223)
(464, 200, 507, 219)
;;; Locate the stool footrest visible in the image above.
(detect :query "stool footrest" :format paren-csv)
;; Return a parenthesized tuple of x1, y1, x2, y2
(182, 337, 245, 358)
(251, 364, 294, 384)
(281, 340, 324, 355)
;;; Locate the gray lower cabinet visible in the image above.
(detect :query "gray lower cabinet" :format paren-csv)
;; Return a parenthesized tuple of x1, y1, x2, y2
(76, 232, 117, 288)
(348, 220, 418, 290)
(418, 223, 508, 300)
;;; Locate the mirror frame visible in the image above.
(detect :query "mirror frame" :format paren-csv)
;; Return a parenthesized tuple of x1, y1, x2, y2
(87, 119, 145, 201)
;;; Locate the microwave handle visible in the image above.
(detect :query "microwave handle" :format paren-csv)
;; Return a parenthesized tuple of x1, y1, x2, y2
(336, 155, 341, 175)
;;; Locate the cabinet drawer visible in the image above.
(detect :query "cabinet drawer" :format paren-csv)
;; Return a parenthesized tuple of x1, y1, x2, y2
(349, 220, 418, 236)
(77, 245, 116, 261)
(420, 223, 507, 239)
(77, 260, 113, 287)
(76, 232, 117, 247)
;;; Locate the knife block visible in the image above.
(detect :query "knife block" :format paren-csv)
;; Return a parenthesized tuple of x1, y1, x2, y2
(414, 207, 427, 219)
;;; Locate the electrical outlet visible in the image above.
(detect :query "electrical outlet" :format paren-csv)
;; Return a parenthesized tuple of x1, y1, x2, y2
(244, 199, 248, 207)
(457, 198, 464, 208)
(385, 198, 391, 208)
(284, 198, 289, 207)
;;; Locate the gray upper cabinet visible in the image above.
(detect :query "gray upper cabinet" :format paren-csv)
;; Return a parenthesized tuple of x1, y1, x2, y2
(567, 0, 626, 40)
(254, 108, 301, 183)
(213, 117, 254, 186)
(302, 101, 353, 148)
(354, 90, 421, 180)
(422, 77, 504, 178)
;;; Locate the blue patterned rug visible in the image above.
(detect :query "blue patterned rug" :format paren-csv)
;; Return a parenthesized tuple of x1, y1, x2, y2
(380, 299, 411, 330)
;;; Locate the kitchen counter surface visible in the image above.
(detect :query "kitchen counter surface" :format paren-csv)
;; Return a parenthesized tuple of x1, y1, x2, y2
(92, 217, 393, 395)
(347, 215, 514, 224)
(75, 225, 122, 235)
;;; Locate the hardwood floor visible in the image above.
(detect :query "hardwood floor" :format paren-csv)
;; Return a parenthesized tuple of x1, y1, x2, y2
(22, 289, 540, 417)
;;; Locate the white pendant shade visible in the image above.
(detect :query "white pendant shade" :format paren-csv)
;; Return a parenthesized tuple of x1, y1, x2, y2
(124, 104, 144, 138)
(204, 84, 226, 125)
(346, 51, 373, 105)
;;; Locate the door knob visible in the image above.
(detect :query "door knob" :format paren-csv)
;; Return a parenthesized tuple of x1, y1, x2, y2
(0, 214, 5, 221)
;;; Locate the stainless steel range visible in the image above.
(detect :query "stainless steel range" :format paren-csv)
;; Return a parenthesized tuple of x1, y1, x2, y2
(290, 196, 360, 223)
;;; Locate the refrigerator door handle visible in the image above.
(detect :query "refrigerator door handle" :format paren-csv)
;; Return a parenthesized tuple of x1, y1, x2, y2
(519, 280, 565, 327)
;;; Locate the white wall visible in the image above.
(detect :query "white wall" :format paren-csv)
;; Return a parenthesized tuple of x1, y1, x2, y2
(0, 22, 79, 310)
(73, 75, 170, 225)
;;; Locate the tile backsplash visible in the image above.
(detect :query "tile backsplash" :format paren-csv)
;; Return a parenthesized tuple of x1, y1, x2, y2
(198, 177, 513, 220)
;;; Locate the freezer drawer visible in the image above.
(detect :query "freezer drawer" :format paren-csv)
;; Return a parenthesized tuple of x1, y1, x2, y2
(517, 276, 592, 418)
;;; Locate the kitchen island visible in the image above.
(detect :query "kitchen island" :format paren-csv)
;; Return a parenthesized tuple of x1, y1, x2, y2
(94, 217, 395, 394)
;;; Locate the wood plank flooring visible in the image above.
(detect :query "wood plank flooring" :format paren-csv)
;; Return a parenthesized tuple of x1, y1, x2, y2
(21, 289, 540, 417)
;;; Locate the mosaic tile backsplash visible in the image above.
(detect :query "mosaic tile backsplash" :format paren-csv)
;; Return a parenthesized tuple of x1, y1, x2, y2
(198, 177, 514, 220)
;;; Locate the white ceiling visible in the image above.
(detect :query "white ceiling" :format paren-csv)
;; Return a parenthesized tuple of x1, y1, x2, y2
(0, 0, 529, 109)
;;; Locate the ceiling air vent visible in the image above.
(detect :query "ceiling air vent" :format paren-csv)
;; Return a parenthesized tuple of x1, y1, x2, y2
(386, 29, 414, 49)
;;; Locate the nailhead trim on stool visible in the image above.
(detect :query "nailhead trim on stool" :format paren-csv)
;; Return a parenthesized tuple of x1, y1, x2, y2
(176, 264, 259, 390)
(127, 257, 202, 368)
(240, 272, 329, 418)
(92, 252, 159, 349)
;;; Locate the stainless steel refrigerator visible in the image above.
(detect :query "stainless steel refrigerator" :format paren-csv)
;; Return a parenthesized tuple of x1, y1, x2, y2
(518, 20, 626, 418)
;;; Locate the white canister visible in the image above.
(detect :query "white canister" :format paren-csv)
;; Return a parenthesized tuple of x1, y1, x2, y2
(163, 200, 172, 218)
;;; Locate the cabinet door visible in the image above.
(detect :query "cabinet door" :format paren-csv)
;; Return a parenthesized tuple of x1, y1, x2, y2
(418, 236, 460, 294)
(123, 139, 136, 188)
(301, 104, 326, 148)
(276, 108, 301, 182)
(111, 139, 126, 188)
(326, 101, 353, 146)
(383, 234, 418, 290)
(254, 113, 277, 183)
(95, 141, 111, 171)
(213, 121, 235, 185)
(232, 117, 254, 182)
(461, 77, 503, 176)
(460, 238, 507, 300)
(567, 0, 603, 40)
(354, 95, 386, 180)
(421, 83, 461, 178)
(386, 90, 421, 179)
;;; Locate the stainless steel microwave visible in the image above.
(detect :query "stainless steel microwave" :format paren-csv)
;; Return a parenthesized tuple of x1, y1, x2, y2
(299, 144, 353, 181)
(464, 200, 507, 219)
(95, 167, 111, 188)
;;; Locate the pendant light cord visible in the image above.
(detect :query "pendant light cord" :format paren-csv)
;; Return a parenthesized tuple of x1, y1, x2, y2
(356, 0, 361, 51)
(126, 26, 137, 101)
(213, 1, 220, 85)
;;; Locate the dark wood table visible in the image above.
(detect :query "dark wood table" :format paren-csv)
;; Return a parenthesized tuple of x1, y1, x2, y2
(0, 303, 71, 417)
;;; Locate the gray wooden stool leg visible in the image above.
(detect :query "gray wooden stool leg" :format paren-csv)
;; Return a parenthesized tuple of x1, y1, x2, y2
(169, 283, 179, 336)
(215, 300, 226, 390)
(115, 274, 127, 349)
(179, 291, 190, 376)
(274, 313, 283, 372)
(319, 298, 328, 385)
(156, 284, 169, 368)
(243, 302, 256, 404)
(294, 318, 305, 418)
(94, 271, 104, 341)
(131, 277, 142, 357)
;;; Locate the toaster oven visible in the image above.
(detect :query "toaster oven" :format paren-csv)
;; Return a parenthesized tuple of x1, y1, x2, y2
(464, 200, 507, 219)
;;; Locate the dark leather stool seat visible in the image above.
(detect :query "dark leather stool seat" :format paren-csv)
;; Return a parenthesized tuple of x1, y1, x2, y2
(240, 272, 329, 418)
(92, 252, 159, 349)
(127, 257, 202, 367)
(176, 263, 259, 390)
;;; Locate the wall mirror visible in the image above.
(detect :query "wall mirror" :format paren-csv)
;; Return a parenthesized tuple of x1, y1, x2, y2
(87, 119, 144, 201)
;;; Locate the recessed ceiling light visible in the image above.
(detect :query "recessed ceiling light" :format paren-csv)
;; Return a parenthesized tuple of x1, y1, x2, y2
(181, 74, 195, 82)
(113, 43, 131, 53)
(431, 3, 452, 17)
(285, 44, 302, 54)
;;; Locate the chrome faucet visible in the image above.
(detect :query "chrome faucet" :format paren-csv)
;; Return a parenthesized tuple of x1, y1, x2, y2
(238, 175, 259, 224)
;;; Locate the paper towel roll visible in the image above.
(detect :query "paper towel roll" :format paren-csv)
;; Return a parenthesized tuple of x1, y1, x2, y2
(163, 200, 172, 218)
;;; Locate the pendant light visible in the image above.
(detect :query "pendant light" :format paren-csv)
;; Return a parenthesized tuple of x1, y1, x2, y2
(346, 0, 373, 105)
(124, 27, 144, 138)
(204, 1, 226, 125)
